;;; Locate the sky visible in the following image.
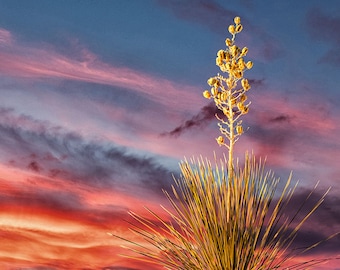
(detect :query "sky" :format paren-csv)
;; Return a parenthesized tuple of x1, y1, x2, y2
(0, 0, 340, 269)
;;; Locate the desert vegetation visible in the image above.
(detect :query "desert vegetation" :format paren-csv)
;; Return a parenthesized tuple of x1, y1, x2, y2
(115, 17, 336, 269)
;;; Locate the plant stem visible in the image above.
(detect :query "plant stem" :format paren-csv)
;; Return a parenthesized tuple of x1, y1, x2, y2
(228, 88, 234, 180)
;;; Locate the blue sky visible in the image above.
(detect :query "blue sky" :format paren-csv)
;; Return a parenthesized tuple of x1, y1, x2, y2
(0, 0, 339, 269)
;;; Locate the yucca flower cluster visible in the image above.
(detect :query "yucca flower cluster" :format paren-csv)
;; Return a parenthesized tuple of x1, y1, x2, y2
(203, 17, 253, 178)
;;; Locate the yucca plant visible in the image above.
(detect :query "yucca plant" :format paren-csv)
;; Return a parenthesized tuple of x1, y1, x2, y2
(114, 17, 336, 269)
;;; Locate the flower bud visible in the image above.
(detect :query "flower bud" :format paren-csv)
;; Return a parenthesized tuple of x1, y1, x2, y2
(246, 61, 253, 69)
(207, 77, 217, 86)
(238, 58, 245, 70)
(216, 57, 223, 66)
(242, 106, 249, 114)
(220, 92, 228, 102)
(235, 24, 243, 33)
(234, 16, 241, 25)
(236, 125, 243, 135)
(223, 107, 230, 117)
(225, 38, 232, 46)
(234, 71, 243, 79)
(241, 47, 248, 56)
(203, 90, 211, 99)
(237, 102, 244, 111)
(217, 49, 225, 58)
(217, 136, 224, 145)
(226, 78, 233, 88)
(240, 94, 247, 102)
(219, 65, 227, 72)
(241, 78, 250, 90)
(211, 87, 218, 96)
(230, 45, 240, 57)
(225, 52, 231, 61)
(228, 25, 235, 35)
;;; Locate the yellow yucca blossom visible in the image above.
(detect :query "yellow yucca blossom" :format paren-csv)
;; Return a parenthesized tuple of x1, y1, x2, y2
(216, 135, 224, 145)
(226, 77, 234, 88)
(225, 51, 231, 61)
(216, 57, 223, 66)
(219, 65, 227, 72)
(223, 107, 230, 117)
(240, 94, 247, 102)
(241, 105, 249, 114)
(237, 102, 245, 111)
(235, 24, 243, 33)
(207, 77, 217, 86)
(203, 90, 211, 99)
(241, 47, 248, 56)
(236, 124, 243, 134)
(216, 92, 222, 100)
(246, 61, 253, 69)
(241, 78, 248, 87)
(228, 24, 235, 34)
(220, 92, 228, 102)
(230, 45, 238, 57)
(211, 87, 218, 96)
(217, 49, 225, 59)
(225, 38, 232, 46)
(241, 78, 251, 91)
(225, 62, 232, 71)
(234, 71, 243, 78)
(238, 58, 246, 70)
(234, 16, 241, 24)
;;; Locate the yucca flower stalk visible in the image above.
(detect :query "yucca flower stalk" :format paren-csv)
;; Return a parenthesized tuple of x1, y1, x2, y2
(114, 17, 336, 269)
(203, 16, 252, 180)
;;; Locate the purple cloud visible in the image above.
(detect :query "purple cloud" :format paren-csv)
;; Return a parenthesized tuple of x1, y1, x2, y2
(277, 189, 340, 255)
(160, 103, 221, 137)
(0, 107, 174, 197)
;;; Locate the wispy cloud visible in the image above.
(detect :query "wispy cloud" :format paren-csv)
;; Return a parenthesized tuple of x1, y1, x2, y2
(0, 107, 173, 197)
(0, 28, 12, 44)
(160, 103, 220, 137)
(0, 28, 203, 112)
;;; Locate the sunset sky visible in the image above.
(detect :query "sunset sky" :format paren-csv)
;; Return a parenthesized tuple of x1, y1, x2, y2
(0, 0, 340, 269)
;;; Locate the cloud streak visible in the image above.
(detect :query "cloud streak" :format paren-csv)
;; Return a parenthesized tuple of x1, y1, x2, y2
(0, 107, 174, 198)
(0, 28, 203, 112)
(160, 103, 220, 137)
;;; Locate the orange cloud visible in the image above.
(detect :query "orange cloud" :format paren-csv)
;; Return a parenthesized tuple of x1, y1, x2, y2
(0, 162, 172, 269)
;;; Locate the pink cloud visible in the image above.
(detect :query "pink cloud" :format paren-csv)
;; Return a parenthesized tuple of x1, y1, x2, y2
(0, 28, 13, 45)
(0, 28, 203, 112)
(0, 162, 171, 269)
